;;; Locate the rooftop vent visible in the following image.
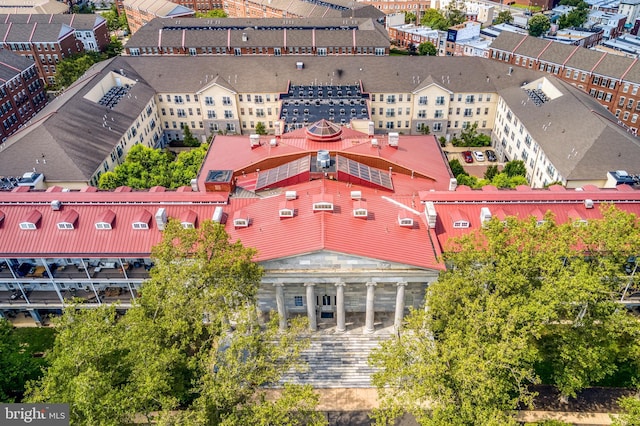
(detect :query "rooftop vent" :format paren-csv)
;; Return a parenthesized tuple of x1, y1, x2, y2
(296, 61, 304, 70)
(371, 138, 378, 147)
(242, 32, 248, 41)
(425, 202, 437, 229)
(388, 132, 399, 147)
(317, 150, 330, 168)
(584, 199, 594, 209)
(190, 178, 198, 192)
(350, 190, 362, 200)
(270, 138, 277, 146)
(250, 134, 260, 148)
(155, 208, 167, 231)
(51, 200, 62, 211)
(368, 121, 374, 136)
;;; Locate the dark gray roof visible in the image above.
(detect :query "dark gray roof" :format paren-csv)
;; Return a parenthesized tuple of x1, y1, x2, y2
(498, 76, 640, 179)
(0, 58, 155, 183)
(126, 17, 389, 50)
(0, 48, 35, 81)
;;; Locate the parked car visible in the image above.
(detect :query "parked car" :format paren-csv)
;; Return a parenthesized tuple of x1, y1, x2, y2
(462, 151, 473, 163)
(485, 150, 497, 162)
(473, 151, 485, 162)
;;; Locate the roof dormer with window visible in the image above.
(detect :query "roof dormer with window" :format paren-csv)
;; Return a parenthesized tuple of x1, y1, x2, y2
(57, 209, 78, 230)
(19, 209, 41, 230)
(95, 209, 115, 230)
(132, 210, 152, 230)
(180, 209, 198, 229)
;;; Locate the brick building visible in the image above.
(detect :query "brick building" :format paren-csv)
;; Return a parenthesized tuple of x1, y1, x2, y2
(0, 14, 109, 86)
(124, 18, 391, 57)
(489, 31, 640, 133)
(0, 49, 46, 142)
(222, 0, 384, 21)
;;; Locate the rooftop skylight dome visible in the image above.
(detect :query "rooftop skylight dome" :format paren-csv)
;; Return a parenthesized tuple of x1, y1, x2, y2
(305, 119, 343, 142)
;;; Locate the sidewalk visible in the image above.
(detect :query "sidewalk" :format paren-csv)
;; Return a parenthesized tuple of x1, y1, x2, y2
(265, 388, 619, 425)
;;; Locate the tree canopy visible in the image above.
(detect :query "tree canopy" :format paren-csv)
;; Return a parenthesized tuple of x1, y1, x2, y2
(494, 10, 513, 25)
(421, 8, 452, 31)
(418, 41, 438, 56)
(98, 143, 208, 190)
(557, 3, 588, 29)
(26, 220, 324, 425)
(195, 9, 227, 18)
(370, 206, 640, 425)
(528, 14, 551, 36)
(450, 158, 528, 189)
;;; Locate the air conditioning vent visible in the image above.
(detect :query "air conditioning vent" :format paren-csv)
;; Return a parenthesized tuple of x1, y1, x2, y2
(212, 206, 224, 223)
(350, 191, 362, 200)
(250, 134, 260, 148)
(425, 202, 437, 228)
(155, 208, 167, 231)
(51, 200, 62, 211)
(480, 207, 492, 224)
(285, 191, 297, 200)
(388, 132, 399, 147)
(584, 199, 594, 209)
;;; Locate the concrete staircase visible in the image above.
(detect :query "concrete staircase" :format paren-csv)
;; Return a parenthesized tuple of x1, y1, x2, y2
(280, 331, 391, 388)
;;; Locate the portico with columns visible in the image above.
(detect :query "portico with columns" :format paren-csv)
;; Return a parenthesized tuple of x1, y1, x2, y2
(257, 251, 439, 333)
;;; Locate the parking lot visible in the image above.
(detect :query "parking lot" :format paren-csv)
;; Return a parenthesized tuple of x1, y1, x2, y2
(442, 146, 502, 178)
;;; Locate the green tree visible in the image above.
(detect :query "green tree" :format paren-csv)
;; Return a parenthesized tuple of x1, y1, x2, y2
(195, 9, 228, 18)
(0, 321, 53, 402)
(104, 36, 123, 58)
(417, 41, 437, 56)
(528, 14, 551, 36)
(454, 123, 491, 147)
(443, 2, 466, 27)
(484, 164, 499, 180)
(370, 206, 640, 424)
(98, 144, 208, 190)
(557, 6, 588, 29)
(405, 12, 417, 24)
(27, 220, 324, 425)
(503, 160, 527, 178)
(612, 396, 640, 426)
(181, 124, 201, 147)
(255, 122, 267, 135)
(55, 52, 103, 88)
(449, 158, 468, 178)
(421, 8, 450, 30)
(495, 10, 514, 24)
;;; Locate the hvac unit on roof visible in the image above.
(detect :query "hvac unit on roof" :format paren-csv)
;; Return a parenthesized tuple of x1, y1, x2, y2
(285, 191, 297, 200)
(449, 177, 458, 191)
(270, 138, 277, 147)
(212, 206, 224, 223)
(190, 178, 198, 192)
(425, 202, 437, 229)
(51, 200, 62, 211)
(350, 191, 362, 200)
(368, 121, 375, 136)
(296, 61, 304, 70)
(480, 207, 492, 225)
(242, 33, 248, 42)
(371, 138, 378, 147)
(249, 134, 260, 148)
(584, 199, 594, 209)
(155, 208, 167, 231)
(388, 132, 399, 147)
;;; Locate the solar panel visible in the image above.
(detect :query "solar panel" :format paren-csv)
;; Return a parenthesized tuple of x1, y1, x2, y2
(337, 156, 393, 191)
(254, 156, 311, 191)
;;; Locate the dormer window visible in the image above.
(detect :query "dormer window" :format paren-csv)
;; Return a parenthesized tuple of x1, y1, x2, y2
(398, 211, 414, 227)
(180, 209, 197, 229)
(132, 210, 151, 230)
(19, 209, 41, 230)
(450, 209, 470, 229)
(279, 201, 295, 218)
(57, 209, 78, 230)
(353, 200, 368, 218)
(233, 210, 249, 228)
(312, 194, 334, 211)
(96, 209, 115, 230)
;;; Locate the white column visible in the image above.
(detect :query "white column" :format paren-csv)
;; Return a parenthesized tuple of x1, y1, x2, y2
(364, 281, 376, 334)
(305, 283, 317, 331)
(274, 283, 287, 330)
(394, 282, 407, 331)
(335, 281, 346, 332)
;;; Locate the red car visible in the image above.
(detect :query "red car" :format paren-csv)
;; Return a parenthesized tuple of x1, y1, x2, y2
(462, 151, 474, 163)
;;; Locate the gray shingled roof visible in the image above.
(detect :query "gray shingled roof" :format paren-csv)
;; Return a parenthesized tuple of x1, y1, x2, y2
(123, 0, 193, 18)
(0, 48, 35, 81)
(0, 58, 155, 183)
(498, 76, 640, 180)
(0, 1, 69, 14)
(127, 17, 389, 50)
